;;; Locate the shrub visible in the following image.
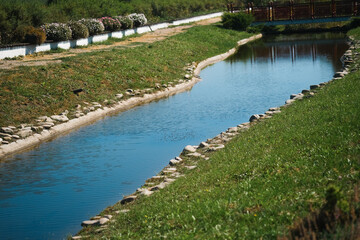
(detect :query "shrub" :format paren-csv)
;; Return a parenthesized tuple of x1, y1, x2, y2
(13, 25, 29, 43)
(114, 16, 133, 30)
(222, 12, 254, 31)
(78, 18, 105, 36)
(99, 17, 121, 32)
(127, 13, 147, 27)
(24, 26, 46, 44)
(68, 21, 89, 39)
(42, 23, 72, 41)
(246, 24, 263, 33)
(349, 17, 360, 29)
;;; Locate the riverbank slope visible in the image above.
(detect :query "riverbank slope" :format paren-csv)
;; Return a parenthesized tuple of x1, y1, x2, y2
(0, 22, 256, 158)
(76, 31, 360, 238)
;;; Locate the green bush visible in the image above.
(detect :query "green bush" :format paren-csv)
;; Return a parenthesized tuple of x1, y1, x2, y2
(24, 26, 46, 44)
(13, 25, 29, 43)
(115, 16, 133, 30)
(11, 25, 46, 44)
(348, 17, 360, 29)
(42, 23, 72, 41)
(68, 21, 89, 39)
(222, 12, 254, 31)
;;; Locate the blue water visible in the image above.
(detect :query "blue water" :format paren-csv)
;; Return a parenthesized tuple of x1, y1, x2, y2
(0, 33, 348, 239)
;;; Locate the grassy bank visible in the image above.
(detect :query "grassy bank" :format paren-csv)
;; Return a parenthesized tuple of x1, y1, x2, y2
(249, 21, 350, 34)
(77, 32, 360, 238)
(0, 24, 252, 127)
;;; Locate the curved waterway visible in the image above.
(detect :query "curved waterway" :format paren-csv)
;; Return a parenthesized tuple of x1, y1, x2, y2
(0, 33, 348, 239)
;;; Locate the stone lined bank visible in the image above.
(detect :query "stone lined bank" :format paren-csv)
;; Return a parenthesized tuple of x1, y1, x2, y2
(72, 36, 353, 239)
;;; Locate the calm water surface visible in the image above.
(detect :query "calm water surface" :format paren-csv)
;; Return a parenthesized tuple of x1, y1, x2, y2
(0, 33, 348, 239)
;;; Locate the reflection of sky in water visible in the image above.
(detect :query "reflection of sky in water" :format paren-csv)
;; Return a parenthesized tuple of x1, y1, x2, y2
(0, 33, 348, 240)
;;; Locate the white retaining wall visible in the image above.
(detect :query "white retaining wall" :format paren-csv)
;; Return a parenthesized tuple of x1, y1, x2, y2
(0, 12, 223, 60)
(172, 12, 223, 26)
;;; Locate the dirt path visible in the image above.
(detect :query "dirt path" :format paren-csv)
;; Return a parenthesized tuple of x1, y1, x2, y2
(0, 17, 221, 70)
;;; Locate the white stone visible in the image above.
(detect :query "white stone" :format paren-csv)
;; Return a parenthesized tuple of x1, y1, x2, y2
(249, 114, 261, 122)
(140, 189, 154, 196)
(175, 156, 182, 161)
(51, 115, 69, 122)
(42, 124, 53, 129)
(310, 84, 320, 90)
(269, 107, 280, 111)
(227, 127, 238, 133)
(183, 145, 196, 153)
(285, 99, 295, 105)
(208, 144, 225, 151)
(169, 159, 180, 166)
(72, 236, 83, 240)
(37, 116, 48, 121)
(1, 127, 14, 134)
(150, 182, 168, 191)
(81, 220, 99, 226)
(99, 218, 110, 225)
(333, 72, 345, 78)
(115, 93, 124, 99)
(120, 195, 137, 205)
(187, 152, 202, 157)
(0, 133, 11, 137)
(198, 142, 209, 148)
(17, 129, 33, 138)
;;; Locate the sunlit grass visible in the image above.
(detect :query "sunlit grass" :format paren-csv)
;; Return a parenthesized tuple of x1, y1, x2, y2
(77, 29, 360, 239)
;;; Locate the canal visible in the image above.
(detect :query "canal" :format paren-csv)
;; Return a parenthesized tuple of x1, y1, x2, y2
(0, 32, 348, 239)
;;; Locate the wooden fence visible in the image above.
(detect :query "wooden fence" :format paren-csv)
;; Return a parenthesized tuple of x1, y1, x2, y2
(227, 0, 360, 22)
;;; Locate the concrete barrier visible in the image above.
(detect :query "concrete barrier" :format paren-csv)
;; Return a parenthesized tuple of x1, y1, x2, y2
(0, 12, 223, 60)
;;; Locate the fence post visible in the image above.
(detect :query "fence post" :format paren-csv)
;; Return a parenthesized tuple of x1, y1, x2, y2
(332, 0, 336, 17)
(290, 0, 294, 20)
(354, 0, 358, 16)
(311, 0, 315, 19)
(268, 2, 271, 21)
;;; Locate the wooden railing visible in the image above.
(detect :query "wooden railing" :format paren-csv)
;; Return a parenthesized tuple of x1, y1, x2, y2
(227, 0, 360, 22)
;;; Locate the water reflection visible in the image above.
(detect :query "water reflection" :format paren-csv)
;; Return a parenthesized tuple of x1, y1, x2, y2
(230, 33, 347, 69)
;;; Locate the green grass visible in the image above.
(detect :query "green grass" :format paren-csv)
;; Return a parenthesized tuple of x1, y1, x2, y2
(255, 21, 350, 35)
(0, 24, 252, 126)
(77, 30, 360, 239)
(348, 27, 360, 39)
